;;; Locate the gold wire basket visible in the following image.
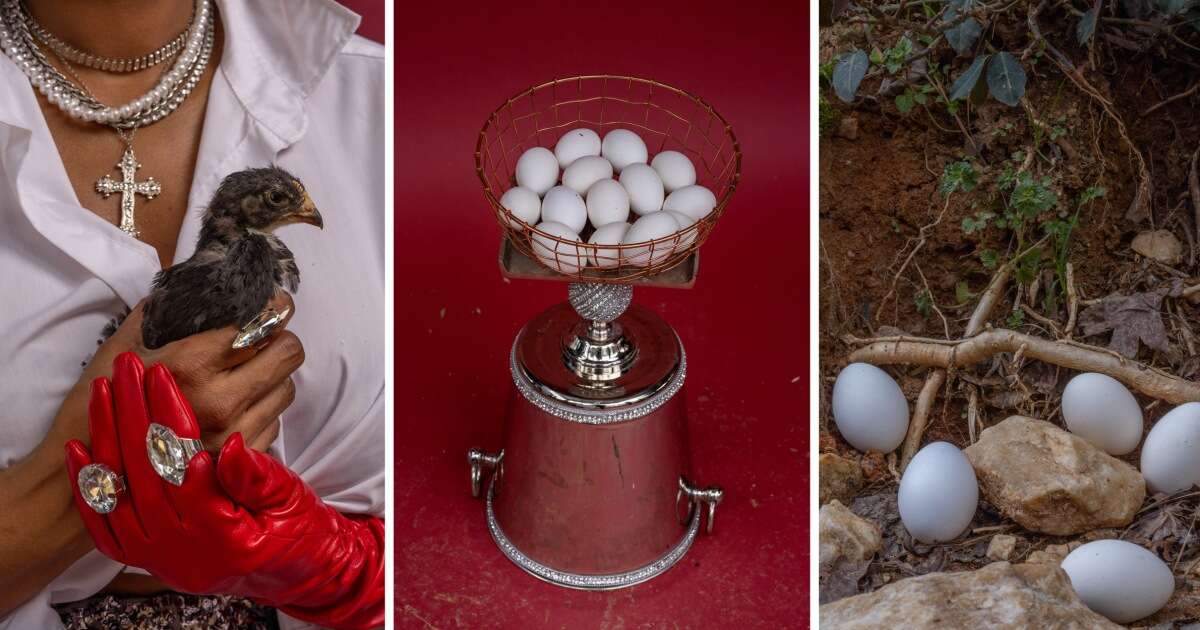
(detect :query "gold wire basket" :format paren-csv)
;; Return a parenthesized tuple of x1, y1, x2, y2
(475, 75, 742, 282)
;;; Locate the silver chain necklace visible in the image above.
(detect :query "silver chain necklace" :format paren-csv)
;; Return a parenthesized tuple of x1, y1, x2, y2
(0, 0, 213, 238)
(27, 7, 191, 74)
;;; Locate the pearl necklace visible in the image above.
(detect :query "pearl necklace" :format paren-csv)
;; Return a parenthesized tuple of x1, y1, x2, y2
(0, 0, 214, 238)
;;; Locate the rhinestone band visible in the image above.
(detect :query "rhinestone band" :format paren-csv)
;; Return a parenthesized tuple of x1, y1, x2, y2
(509, 337, 686, 425)
(485, 478, 700, 590)
(26, 5, 190, 74)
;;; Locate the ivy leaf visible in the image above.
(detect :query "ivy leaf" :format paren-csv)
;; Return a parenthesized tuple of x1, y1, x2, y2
(1158, 0, 1195, 15)
(950, 54, 989, 101)
(833, 50, 869, 103)
(1077, 7, 1099, 44)
(987, 52, 1027, 106)
(945, 15, 984, 54)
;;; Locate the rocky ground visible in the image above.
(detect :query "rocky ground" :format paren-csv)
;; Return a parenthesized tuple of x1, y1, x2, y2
(819, 1, 1200, 627)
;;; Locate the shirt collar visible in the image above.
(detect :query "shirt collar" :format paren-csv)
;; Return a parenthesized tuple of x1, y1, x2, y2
(214, 0, 361, 147)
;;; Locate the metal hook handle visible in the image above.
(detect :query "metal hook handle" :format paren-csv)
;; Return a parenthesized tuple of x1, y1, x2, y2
(467, 448, 504, 499)
(677, 476, 724, 534)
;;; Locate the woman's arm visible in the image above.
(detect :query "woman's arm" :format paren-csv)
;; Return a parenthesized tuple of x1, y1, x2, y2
(0, 297, 302, 618)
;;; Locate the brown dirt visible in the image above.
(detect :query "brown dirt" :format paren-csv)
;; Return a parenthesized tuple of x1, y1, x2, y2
(820, 8, 1200, 625)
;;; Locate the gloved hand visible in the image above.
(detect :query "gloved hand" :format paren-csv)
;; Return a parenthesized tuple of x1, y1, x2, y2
(65, 352, 384, 630)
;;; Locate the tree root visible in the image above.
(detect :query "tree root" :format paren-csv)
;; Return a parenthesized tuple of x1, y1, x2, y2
(846, 329, 1200, 404)
(899, 369, 945, 470)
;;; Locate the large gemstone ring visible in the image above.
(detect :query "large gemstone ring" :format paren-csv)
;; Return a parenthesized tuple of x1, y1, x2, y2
(231, 305, 291, 350)
(146, 423, 205, 486)
(78, 463, 125, 514)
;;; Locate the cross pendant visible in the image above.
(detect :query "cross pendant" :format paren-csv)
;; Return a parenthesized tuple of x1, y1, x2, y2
(95, 148, 162, 239)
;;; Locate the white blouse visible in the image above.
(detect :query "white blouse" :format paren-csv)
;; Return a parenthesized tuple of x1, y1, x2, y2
(0, 1, 384, 628)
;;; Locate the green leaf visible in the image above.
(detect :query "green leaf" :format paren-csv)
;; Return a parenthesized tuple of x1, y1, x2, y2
(1077, 7, 1099, 44)
(980, 249, 999, 269)
(955, 281, 977, 304)
(896, 91, 916, 114)
(915, 291, 933, 317)
(944, 13, 983, 54)
(962, 210, 995, 233)
(987, 52, 1027, 106)
(950, 54, 989, 101)
(1006, 308, 1026, 328)
(833, 50, 869, 103)
(1159, 0, 1195, 15)
(940, 160, 978, 196)
(1078, 186, 1107, 205)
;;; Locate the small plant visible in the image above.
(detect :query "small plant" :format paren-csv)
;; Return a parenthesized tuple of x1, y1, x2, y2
(939, 160, 978, 196)
(819, 93, 839, 137)
(915, 290, 933, 317)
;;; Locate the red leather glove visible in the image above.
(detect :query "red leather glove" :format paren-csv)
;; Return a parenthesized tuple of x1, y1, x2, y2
(64, 353, 384, 630)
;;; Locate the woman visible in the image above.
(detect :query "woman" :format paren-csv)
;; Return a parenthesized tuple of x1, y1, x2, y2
(0, 0, 384, 627)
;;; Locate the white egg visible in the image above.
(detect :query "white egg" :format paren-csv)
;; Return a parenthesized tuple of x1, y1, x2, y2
(530, 221, 584, 274)
(601, 129, 648, 173)
(1062, 373, 1143, 455)
(622, 212, 679, 267)
(554, 128, 602, 169)
(664, 209, 697, 249)
(619, 163, 665, 216)
(1140, 402, 1200, 495)
(586, 179, 630, 228)
(540, 186, 587, 234)
(831, 363, 909, 453)
(898, 441, 978, 543)
(1061, 540, 1174, 623)
(663, 184, 717, 222)
(515, 147, 559, 196)
(651, 150, 697, 193)
(498, 186, 541, 231)
(587, 222, 629, 268)
(562, 155, 613, 196)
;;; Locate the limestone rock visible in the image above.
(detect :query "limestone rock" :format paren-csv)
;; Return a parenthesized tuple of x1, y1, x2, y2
(1132, 230, 1183, 265)
(820, 561, 1122, 629)
(820, 453, 864, 505)
(1027, 541, 1081, 565)
(987, 534, 1017, 561)
(964, 416, 1145, 535)
(819, 500, 881, 603)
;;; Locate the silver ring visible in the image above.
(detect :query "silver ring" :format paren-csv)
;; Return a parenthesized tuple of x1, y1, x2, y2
(146, 422, 205, 486)
(78, 463, 126, 514)
(231, 305, 291, 349)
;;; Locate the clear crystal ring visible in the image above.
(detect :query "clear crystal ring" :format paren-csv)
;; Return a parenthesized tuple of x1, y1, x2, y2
(146, 423, 205, 486)
(231, 305, 291, 350)
(77, 463, 126, 514)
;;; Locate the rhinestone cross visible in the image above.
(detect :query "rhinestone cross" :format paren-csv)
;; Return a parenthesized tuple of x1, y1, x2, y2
(95, 148, 162, 238)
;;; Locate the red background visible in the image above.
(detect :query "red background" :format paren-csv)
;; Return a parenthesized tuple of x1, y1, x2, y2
(394, 2, 808, 628)
(336, 0, 384, 43)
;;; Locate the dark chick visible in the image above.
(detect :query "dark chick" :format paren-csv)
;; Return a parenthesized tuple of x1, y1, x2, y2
(141, 167, 323, 349)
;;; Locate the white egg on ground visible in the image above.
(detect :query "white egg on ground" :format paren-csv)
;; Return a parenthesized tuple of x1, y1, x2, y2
(530, 221, 584, 274)
(515, 147, 559, 196)
(619, 163, 665, 216)
(562, 155, 613, 196)
(663, 184, 717, 222)
(540, 186, 587, 234)
(1060, 540, 1174, 624)
(1140, 402, 1200, 495)
(586, 179, 630, 228)
(554, 128, 601, 169)
(831, 363, 909, 453)
(587, 222, 629, 268)
(498, 186, 541, 231)
(651, 150, 696, 193)
(898, 441, 978, 543)
(1061, 372, 1143, 455)
(601, 128, 648, 173)
(622, 212, 679, 267)
(663, 209, 698, 249)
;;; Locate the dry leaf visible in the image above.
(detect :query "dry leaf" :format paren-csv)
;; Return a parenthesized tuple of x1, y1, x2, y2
(1079, 287, 1177, 358)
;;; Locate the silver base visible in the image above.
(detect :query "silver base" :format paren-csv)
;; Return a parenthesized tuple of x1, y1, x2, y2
(484, 478, 700, 590)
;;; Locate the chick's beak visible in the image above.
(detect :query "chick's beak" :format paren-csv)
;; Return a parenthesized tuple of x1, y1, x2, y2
(294, 191, 323, 229)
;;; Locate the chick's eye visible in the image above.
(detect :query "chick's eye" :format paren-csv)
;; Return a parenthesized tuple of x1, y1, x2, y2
(267, 190, 286, 206)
